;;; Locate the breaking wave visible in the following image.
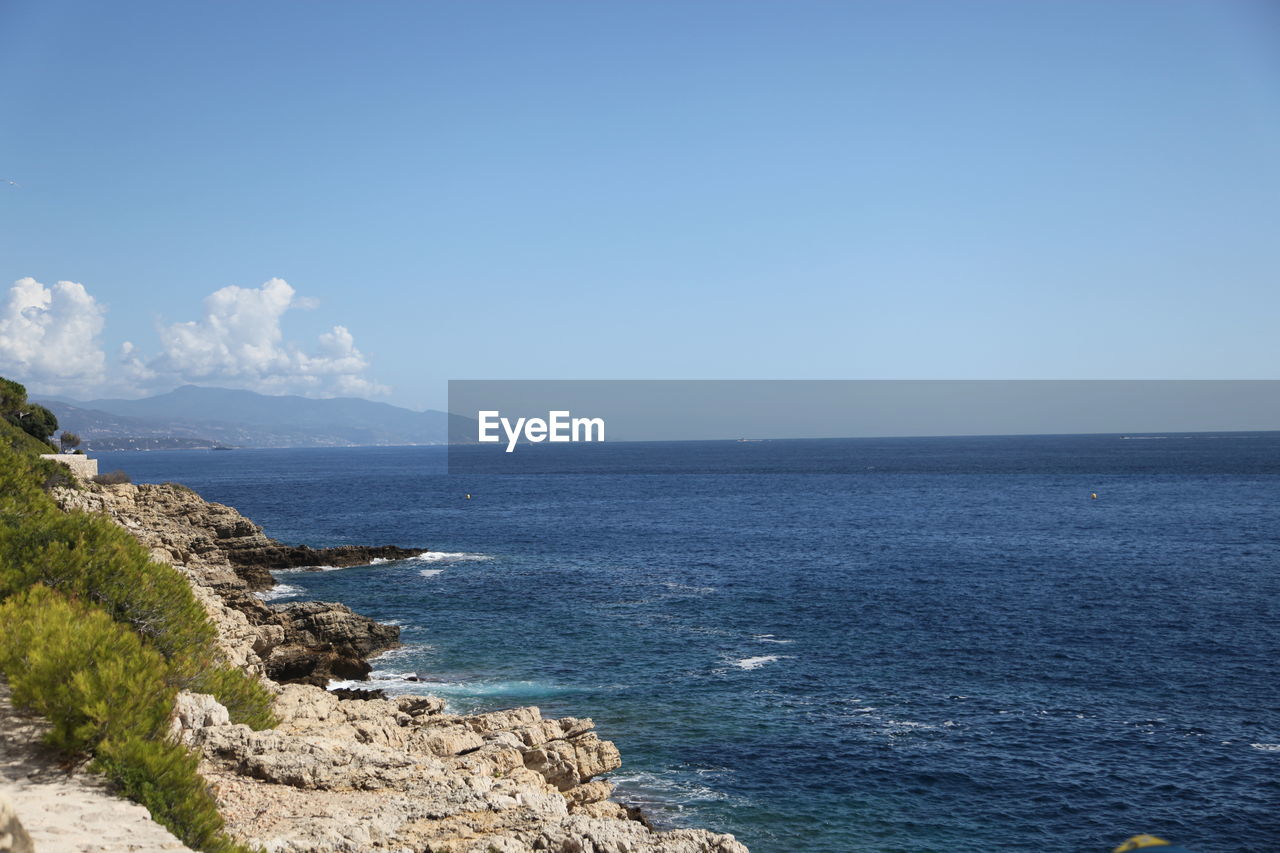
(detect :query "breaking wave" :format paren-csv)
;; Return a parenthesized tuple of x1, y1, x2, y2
(255, 583, 304, 601)
(412, 551, 493, 563)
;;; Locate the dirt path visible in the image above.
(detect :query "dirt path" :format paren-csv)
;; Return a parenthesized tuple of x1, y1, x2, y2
(0, 682, 193, 853)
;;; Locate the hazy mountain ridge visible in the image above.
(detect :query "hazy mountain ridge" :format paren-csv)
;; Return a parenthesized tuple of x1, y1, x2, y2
(40, 386, 464, 449)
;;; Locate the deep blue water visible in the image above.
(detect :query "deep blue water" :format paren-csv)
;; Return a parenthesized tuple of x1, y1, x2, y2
(96, 435, 1280, 853)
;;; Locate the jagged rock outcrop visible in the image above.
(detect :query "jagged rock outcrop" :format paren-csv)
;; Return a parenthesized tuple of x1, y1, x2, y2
(54, 483, 404, 685)
(57, 481, 750, 853)
(229, 543, 422, 583)
(173, 687, 745, 853)
(250, 599, 401, 685)
(54, 481, 421, 590)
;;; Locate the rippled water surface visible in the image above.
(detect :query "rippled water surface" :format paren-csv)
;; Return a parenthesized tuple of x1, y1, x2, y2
(98, 435, 1280, 853)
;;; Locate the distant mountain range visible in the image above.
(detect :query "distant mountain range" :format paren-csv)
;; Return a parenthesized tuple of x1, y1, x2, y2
(39, 386, 469, 450)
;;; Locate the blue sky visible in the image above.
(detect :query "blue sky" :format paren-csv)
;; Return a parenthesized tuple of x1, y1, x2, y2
(1, 1, 1277, 410)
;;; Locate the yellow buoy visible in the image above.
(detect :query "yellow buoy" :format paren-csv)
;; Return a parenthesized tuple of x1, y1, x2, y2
(465, 494, 471, 500)
(1091, 493, 1098, 500)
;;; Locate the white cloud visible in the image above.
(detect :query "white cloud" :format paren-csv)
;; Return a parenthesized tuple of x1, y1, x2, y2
(0, 277, 106, 396)
(147, 278, 388, 397)
(0, 276, 387, 399)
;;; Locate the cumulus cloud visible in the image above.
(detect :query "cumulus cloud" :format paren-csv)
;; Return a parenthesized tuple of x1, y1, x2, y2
(145, 278, 388, 397)
(0, 277, 106, 396)
(0, 276, 387, 399)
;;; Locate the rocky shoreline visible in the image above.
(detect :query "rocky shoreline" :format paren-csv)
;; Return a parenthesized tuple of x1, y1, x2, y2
(53, 482, 748, 853)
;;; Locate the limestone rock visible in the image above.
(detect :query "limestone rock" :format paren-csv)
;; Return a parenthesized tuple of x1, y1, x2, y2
(53, 482, 403, 686)
(263, 600, 400, 658)
(52, 482, 421, 592)
(0, 794, 35, 853)
(563, 779, 614, 808)
(171, 688, 745, 853)
(170, 691, 231, 743)
(226, 542, 424, 578)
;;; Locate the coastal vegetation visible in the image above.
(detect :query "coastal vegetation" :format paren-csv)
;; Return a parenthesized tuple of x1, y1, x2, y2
(0, 386, 276, 853)
(1, 377, 58, 448)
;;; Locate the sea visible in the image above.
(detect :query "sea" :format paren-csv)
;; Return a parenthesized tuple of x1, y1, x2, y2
(95, 433, 1280, 853)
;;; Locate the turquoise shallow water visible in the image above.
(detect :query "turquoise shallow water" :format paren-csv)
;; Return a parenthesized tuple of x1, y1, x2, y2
(98, 434, 1280, 853)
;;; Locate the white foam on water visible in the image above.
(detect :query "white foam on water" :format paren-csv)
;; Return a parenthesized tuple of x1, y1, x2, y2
(370, 643, 428, 660)
(609, 770, 736, 805)
(753, 634, 795, 644)
(888, 720, 934, 729)
(692, 765, 733, 775)
(1250, 743, 1280, 752)
(271, 564, 345, 573)
(325, 679, 364, 691)
(661, 582, 715, 594)
(734, 655, 790, 670)
(345, 666, 571, 701)
(412, 551, 492, 563)
(419, 569, 444, 578)
(411, 678, 580, 712)
(256, 583, 304, 601)
(419, 678, 563, 697)
(348, 552, 490, 568)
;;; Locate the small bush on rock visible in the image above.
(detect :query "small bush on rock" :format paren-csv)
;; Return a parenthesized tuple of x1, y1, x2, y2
(0, 585, 172, 752)
(96, 736, 248, 853)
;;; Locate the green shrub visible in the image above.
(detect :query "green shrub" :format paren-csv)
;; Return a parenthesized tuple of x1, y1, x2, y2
(34, 457, 79, 490)
(0, 513, 271, 726)
(0, 586, 252, 853)
(0, 381, 276, 852)
(0, 585, 173, 752)
(0, 509, 220, 661)
(0, 446, 60, 529)
(96, 736, 249, 853)
(92, 469, 131, 485)
(0, 444, 276, 728)
(187, 664, 276, 731)
(0, 415, 60, 459)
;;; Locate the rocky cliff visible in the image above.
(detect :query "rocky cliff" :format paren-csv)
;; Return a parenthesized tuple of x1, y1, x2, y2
(56, 483, 404, 686)
(56, 482, 748, 853)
